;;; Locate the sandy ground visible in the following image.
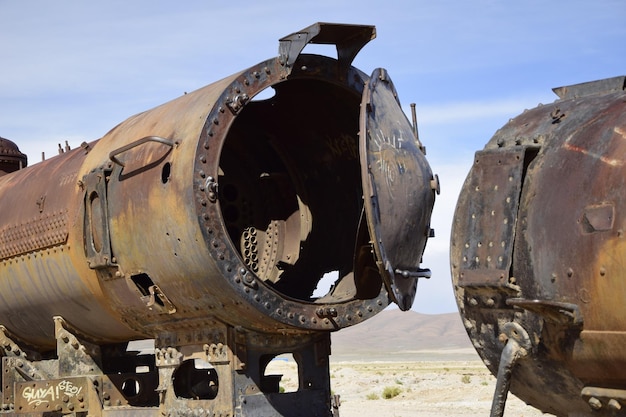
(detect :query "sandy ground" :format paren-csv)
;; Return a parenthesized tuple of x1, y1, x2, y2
(266, 356, 548, 417)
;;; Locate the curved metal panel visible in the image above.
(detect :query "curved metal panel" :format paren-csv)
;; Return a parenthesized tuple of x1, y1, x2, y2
(359, 68, 435, 310)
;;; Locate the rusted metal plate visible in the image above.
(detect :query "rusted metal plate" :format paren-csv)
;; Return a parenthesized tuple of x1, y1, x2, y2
(359, 68, 435, 310)
(15, 376, 99, 414)
(454, 148, 525, 283)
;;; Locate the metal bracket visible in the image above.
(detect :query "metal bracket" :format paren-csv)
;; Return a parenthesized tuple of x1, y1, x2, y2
(278, 22, 376, 77)
(581, 386, 626, 413)
(82, 164, 115, 269)
(140, 284, 177, 315)
(506, 298, 583, 327)
(54, 316, 103, 377)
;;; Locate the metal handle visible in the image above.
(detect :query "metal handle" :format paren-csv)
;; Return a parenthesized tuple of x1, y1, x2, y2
(395, 268, 432, 279)
(109, 136, 175, 167)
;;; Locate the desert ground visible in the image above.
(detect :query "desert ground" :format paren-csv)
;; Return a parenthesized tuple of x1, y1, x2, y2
(266, 355, 547, 417)
(265, 309, 550, 417)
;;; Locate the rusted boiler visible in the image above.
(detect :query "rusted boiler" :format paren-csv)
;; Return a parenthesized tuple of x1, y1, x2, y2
(451, 76, 626, 417)
(0, 23, 437, 416)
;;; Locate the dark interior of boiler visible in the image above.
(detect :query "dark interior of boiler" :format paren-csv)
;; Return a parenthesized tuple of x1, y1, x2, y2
(218, 79, 382, 302)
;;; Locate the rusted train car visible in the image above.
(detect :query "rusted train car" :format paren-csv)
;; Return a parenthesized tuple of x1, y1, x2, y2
(0, 23, 437, 416)
(451, 76, 626, 417)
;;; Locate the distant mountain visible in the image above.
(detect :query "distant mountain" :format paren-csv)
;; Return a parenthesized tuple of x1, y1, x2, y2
(330, 309, 477, 361)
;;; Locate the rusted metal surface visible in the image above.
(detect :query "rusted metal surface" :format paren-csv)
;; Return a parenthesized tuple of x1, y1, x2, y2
(0, 145, 139, 348)
(0, 23, 436, 416)
(452, 75, 626, 417)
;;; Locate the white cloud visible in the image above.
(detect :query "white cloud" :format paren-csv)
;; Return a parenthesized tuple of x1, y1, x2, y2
(412, 96, 554, 126)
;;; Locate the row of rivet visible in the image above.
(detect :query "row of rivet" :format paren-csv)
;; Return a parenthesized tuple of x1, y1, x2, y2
(0, 210, 69, 259)
(193, 65, 385, 329)
(1, 245, 68, 266)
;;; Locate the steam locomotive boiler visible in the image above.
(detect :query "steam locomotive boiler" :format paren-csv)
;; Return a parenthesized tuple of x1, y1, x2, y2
(0, 23, 437, 416)
(451, 76, 626, 417)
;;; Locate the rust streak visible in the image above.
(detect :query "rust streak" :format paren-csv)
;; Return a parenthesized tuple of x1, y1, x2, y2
(563, 140, 624, 167)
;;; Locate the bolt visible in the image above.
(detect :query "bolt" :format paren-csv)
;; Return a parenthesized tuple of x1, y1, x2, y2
(588, 397, 602, 410)
(608, 399, 621, 411)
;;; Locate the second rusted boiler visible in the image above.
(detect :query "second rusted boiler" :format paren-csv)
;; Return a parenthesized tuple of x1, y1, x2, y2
(451, 76, 626, 417)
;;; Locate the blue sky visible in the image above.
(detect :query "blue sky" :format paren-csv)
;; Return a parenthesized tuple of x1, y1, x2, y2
(1, 1, 624, 314)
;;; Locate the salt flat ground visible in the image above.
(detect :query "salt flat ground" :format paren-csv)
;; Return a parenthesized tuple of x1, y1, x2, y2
(266, 356, 548, 417)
